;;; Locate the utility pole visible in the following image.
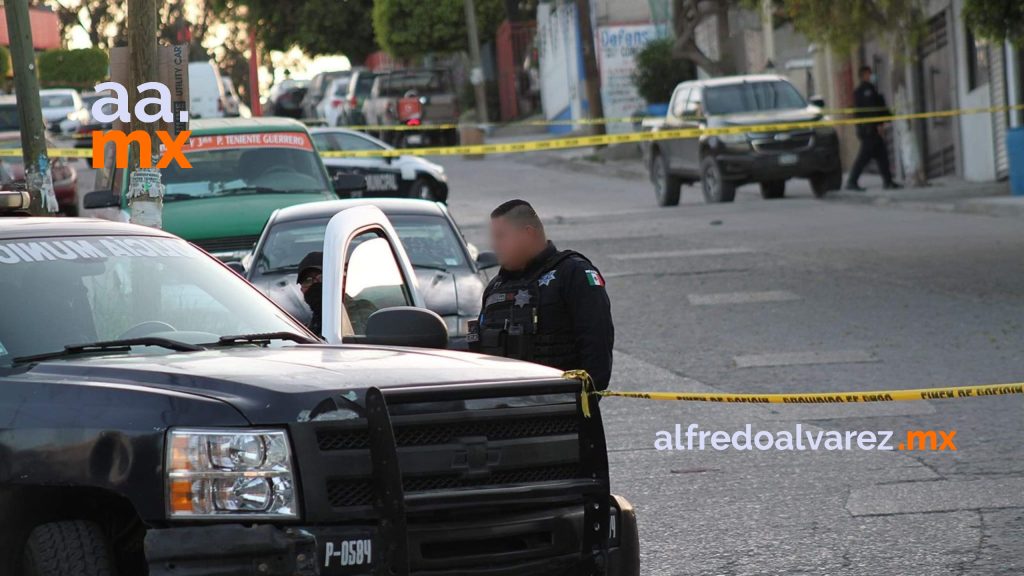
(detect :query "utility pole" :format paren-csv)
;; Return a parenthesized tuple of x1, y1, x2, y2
(248, 30, 262, 116)
(575, 0, 605, 135)
(127, 0, 164, 228)
(3, 0, 56, 214)
(463, 0, 489, 124)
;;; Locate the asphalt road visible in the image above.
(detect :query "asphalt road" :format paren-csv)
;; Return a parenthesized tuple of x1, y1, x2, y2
(443, 153, 1024, 576)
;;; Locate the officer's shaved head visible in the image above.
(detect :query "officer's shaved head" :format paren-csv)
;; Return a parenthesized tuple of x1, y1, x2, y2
(490, 199, 548, 271)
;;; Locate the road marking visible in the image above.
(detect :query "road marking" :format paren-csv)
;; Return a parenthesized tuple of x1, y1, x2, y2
(733, 350, 877, 368)
(688, 290, 801, 306)
(607, 247, 754, 260)
(847, 478, 1024, 517)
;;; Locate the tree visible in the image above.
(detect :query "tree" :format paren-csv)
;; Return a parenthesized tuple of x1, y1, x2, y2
(671, 0, 739, 76)
(632, 38, 697, 104)
(210, 0, 378, 64)
(962, 0, 1024, 46)
(47, 0, 125, 49)
(373, 0, 505, 59)
(37, 48, 109, 87)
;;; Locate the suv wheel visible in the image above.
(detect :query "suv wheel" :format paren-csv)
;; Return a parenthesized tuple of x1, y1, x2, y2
(760, 180, 786, 199)
(23, 521, 116, 576)
(810, 167, 843, 198)
(700, 156, 736, 203)
(651, 151, 682, 207)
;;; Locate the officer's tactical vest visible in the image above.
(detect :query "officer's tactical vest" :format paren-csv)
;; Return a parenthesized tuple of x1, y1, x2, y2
(474, 250, 585, 369)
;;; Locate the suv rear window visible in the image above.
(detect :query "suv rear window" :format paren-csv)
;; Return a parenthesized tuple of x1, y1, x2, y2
(704, 81, 806, 115)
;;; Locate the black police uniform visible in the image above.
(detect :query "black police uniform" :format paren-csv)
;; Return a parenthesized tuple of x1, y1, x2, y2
(469, 242, 614, 389)
(847, 80, 895, 187)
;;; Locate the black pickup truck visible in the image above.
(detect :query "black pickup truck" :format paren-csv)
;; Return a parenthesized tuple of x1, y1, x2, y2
(0, 191, 638, 576)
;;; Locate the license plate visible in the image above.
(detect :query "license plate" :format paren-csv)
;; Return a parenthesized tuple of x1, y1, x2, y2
(778, 153, 799, 166)
(406, 134, 423, 145)
(321, 537, 373, 574)
(364, 173, 399, 192)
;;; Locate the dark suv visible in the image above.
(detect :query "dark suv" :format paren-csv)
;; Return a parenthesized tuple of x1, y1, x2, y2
(645, 74, 842, 205)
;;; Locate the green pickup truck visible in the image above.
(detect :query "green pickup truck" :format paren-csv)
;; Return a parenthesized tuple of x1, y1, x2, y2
(87, 117, 342, 261)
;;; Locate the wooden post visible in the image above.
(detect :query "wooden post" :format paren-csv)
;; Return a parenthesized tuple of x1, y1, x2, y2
(575, 0, 605, 135)
(3, 0, 56, 214)
(249, 30, 262, 117)
(126, 0, 164, 227)
(464, 0, 489, 124)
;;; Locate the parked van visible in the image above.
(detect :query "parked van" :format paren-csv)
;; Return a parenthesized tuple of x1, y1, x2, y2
(188, 61, 227, 119)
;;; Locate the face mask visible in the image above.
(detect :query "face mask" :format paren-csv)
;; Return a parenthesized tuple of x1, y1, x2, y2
(304, 282, 322, 313)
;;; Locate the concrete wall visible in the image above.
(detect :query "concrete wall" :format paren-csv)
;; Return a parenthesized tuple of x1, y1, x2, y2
(951, 0, 996, 182)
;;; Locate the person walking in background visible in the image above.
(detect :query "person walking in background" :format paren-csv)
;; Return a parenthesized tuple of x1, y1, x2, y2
(846, 65, 902, 191)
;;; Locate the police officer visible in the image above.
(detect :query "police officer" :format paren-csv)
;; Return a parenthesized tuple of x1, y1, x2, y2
(469, 200, 614, 389)
(846, 65, 901, 191)
(297, 251, 324, 335)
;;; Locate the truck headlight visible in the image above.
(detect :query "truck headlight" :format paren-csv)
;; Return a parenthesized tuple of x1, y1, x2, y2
(166, 429, 298, 519)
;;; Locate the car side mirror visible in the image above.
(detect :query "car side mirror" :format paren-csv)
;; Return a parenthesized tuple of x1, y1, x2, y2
(224, 261, 246, 275)
(809, 96, 826, 108)
(476, 251, 499, 270)
(363, 306, 448, 349)
(333, 173, 367, 197)
(83, 189, 119, 209)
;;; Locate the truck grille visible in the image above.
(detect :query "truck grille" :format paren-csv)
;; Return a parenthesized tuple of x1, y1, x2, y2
(317, 413, 580, 451)
(751, 130, 814, 152)
(191, 235, 259, 254)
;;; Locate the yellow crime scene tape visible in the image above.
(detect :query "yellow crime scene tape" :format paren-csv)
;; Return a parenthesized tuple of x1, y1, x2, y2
(340, 106, 890, 132)
(5, 103, 1022, 160)
(561, 371, 1024, 418)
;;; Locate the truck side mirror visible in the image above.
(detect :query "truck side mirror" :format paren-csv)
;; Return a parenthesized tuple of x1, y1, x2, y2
(83, 189, 120, 209)
(363, 307, 448, 349)
(333, 174, 367, 197)
(476, 251, 499, 270)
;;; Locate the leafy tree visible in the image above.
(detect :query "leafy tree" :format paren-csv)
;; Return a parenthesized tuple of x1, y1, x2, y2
(210, 0, 378, 64)
(373, 0, 506, 59)
(632, 38, 697, 104)
(671, 0, 740, 76)
(47, 0, 125, 49)
(962, 0, 1024, 45)
(771, 0, 924, 54)
(38, 48, 110, 87)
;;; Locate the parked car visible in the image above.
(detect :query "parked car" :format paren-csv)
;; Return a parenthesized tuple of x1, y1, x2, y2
(340, 69, 378, 126)
(246, 198, 497, 346)
(311, 127, 449, 201)
(265, 78, 308, 118)
(320, 77, 350, 127)
(0, 96, 22, 131)
(188, 61, 229, 119)
(86, 117, 359, 261)
(39, 89, 84, 132)
(71, 92, 114, 154)
(363, 69, 460, 147)
(643, 74, 842, 205)
(0, 191, 642, 576)
(0, 131, 77, 215)
(301, 69, 351, 120)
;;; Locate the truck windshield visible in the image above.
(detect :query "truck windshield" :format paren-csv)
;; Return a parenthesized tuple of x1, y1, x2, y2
(0, 235, 308, 365)
(704, 81, 807, 115)
(160, 132, 330, 201)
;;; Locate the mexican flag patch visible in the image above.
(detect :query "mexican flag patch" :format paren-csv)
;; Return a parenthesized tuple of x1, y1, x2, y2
(585, 269, 605, 287)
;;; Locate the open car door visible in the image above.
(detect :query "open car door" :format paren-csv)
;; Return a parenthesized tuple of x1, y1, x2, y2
(321, 205, 448, 348)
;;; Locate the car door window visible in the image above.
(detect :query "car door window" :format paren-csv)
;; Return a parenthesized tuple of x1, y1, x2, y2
(337, 134, 386, 152)
(684, 89, 703, 119)
(670, 87, 692, 119)
(312, 133, 339, 151)
(344, 231, 412, 335)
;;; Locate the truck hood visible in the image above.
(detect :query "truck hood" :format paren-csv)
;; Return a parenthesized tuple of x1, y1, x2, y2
(23, 346, 562, 424)
(710, 107, 823, 127)
(162, 192, 332, 240)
